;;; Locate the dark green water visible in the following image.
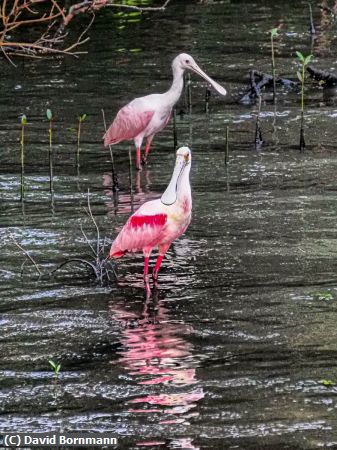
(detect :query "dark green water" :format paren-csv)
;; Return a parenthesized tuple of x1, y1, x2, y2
(2, 1, 337, 449)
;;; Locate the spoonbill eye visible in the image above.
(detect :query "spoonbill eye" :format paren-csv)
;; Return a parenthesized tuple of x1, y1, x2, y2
(185, 59, 190, 63)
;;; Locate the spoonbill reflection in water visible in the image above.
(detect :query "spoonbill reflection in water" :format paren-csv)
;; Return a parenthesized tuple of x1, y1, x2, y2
(109, 146, 192, 283)
(104, 53, 226, 170)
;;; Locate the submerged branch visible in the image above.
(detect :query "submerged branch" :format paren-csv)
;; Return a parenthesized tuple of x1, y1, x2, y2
(307, 65, 337, 86)
(51, 258, 98, 276)
(240, 69, 297, 103)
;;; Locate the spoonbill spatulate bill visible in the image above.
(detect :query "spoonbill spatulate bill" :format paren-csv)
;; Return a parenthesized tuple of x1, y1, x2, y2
(109, 146, 192, 281)
(104, 53, 226, 170)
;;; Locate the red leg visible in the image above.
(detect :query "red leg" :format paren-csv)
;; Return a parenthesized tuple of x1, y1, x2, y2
(152, 255, 164, 281)
(136, 147, 141, 171)
(143, 247, 152, 281)
(142, 136, 153, 165)
(143, 256, 150, 280)
(152, 243, 170, 280)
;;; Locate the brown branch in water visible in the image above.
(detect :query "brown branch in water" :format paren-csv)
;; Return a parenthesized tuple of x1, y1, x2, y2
(0, 0, 172, 61)
(51, 258, 98, 277)
(0, 41, 88, 57)
(8, 232, 42, 276)
(0, 1, 93, 59)
(307, 65, 337, 86)
(240, 69, 297, 103)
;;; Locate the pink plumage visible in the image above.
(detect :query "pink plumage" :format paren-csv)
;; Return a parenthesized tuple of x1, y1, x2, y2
(103, 53, 226, 170)
(104, 106, 154, 146)
(109, 213, 168, 258)
(109, 146, 193, 284)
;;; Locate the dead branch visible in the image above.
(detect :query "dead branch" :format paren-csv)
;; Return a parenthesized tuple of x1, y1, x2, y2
(0, 0, 172, 61)
(52, 190, 116, 286)
(8, 232, 42, 276)
(307, 65, 337, 86)
(240, 69, 297, 103)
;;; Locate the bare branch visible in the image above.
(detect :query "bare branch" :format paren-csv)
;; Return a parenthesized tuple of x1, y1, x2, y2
(85, 189, 100, 261)
(80, 223, 97, 257)
(51, 258, 98, 276)
(8, 232, 42, 276)
(0, 0, 172, 61)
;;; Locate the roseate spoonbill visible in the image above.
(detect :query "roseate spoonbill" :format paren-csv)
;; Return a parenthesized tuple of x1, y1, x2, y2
(104, 53, 226, 170)
(109, 146, 192, 281)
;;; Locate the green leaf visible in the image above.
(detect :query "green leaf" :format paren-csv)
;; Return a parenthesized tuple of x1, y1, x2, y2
(322, 379, 335, 387)
(46, 109, 53, 120)
(271, 27, 279, 37)
(79, 114, 87, 122)
(21, 114, 27, 125)
(55, 364, 61, 374)
(296, 71, 303, 82)
(296, 51, 305, 63)
(304, 54, 313, 66)
(48, 359, 56, 370)
(314, 291, 334, 301)
(67, 127, 76, 133)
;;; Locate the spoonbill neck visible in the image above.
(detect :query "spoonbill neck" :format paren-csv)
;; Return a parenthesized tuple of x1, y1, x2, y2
(165, 65, 185, 107)
(176, 163, 191, 204)
(161, 160, 191, 206)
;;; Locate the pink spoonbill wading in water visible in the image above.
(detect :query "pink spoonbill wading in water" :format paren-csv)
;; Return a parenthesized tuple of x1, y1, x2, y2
(104, 53, 227, 170)
(109, 146, 192, 283)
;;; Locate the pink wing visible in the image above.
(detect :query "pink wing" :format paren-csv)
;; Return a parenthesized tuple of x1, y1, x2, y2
(109, 213, 167, 258)
(104, 105, 154, 146)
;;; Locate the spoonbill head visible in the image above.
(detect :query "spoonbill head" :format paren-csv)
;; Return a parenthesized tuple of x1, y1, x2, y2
(172, 53, 227, 96)
(109, 146, 192, 284)
(104, 53, 226, 169)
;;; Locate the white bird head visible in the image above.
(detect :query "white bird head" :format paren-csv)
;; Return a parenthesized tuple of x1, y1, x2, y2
(176, 145, 191, 164)
(172, 53, 227, 97)
(161, 146, 192, 206)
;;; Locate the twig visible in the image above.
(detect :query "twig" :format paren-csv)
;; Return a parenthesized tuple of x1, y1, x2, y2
(1, 0, 172, 62)
(51, 258, 97, 276)
(9, 232, 42, 276)
(86, 189, 100, 261)
(80, 223, 97, 257)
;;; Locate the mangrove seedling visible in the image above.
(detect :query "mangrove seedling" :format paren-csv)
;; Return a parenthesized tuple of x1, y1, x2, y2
(46, 109, 53, 193)
(20, 114, 27, 200)
(308, 3, 316, 35)
(225, 125, 229, 165)
(296, 51, 313, 151)
(254, 94, 263, 149)
(205, 87, 211, 113)
(77, 113, 87, 166)
(270, 27, 279, 103)
(49, 359, 61, 378)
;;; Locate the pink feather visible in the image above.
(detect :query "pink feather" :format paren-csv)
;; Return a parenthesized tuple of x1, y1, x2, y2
(104, 105, 154, 146)
(109, 213, 168, 258)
